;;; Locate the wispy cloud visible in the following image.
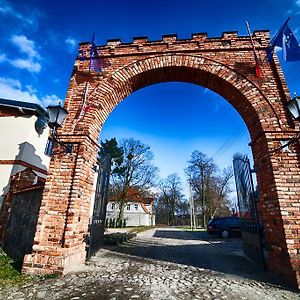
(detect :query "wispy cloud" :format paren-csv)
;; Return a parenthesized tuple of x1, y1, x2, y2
(296, 0, 300, 7)
(0, 77, 62, 106)
(10, 59, 41, 73)
(8, 35, 42, 73)
(0, 53, 6, 63)
(11, 35, 40, 59)
(0, 77, 40, 104)
(41, 95, 62, 107)
(0, 77, 21, 89)
(65, 37, 76, 48)
(0, 1, 39, 26)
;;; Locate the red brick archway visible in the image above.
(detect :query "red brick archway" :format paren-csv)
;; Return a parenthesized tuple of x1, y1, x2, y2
(23, 31, 300, 288)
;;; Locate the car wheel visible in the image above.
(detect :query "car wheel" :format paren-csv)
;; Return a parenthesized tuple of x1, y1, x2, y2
(221, 230, 229, 238)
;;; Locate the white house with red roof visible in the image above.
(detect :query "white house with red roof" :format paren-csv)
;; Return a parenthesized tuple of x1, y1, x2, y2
(106, 196, 155, 226)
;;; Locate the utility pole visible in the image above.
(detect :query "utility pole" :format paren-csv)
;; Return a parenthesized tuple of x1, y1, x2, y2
(189, 181, 196, 230)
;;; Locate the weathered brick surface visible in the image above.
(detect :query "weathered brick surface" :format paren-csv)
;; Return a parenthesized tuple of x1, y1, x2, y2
(0, 168, 45, 243)
(23, 31, 300, 288)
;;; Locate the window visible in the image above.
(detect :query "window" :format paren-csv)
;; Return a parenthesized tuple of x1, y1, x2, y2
(111, 203, 115, 210)
(134, 204, 138, 210)
(224, 218, 239, 225)
(127, 204, 130, 210)
(44, 138, 54, 156)
(212, 219, 224, 225)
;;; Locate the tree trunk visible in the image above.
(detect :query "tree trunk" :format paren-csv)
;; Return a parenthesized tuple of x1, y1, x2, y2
(118, 201, 125, 221)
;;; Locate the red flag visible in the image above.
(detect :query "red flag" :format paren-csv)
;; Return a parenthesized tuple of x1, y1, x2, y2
(245, 21, 263, 78)
(255, 63, 263, 78)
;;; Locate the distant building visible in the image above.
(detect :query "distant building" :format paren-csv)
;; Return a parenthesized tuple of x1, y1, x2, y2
(106, 196, 155, 226)
(0, 98, 50, 208)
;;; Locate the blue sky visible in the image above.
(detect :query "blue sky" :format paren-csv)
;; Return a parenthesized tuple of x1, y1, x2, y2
(1, 0, 300, 199)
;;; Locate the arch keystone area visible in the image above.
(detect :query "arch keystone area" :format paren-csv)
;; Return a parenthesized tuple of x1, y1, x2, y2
(22, 31, 300, 289)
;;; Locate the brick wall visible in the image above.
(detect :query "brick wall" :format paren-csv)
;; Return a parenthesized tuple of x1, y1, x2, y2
(23, 31, 300, 288)
(0, 168, 45, 243)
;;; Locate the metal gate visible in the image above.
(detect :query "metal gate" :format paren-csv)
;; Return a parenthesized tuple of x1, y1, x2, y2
(233, 154, 265, 267)
(86, 155, 111, 259)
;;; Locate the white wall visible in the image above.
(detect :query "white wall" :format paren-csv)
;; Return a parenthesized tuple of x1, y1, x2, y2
(0, 115, 50, 165)
(106, 201, 155, 226)
(0, 115, 50, 206)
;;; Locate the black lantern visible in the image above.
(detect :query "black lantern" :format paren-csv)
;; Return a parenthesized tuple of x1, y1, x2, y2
(46, 104, 72, 154)
(47, 105, 69, 128)
(286, 96, 300, 120)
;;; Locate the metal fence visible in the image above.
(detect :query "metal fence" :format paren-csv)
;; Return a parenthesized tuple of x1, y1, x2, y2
(86, 155, 111, 259)
(233, 153, 265, 267)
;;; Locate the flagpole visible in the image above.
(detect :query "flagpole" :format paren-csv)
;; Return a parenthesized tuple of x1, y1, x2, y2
(75, 33, 96, 120)
(245, 21, 262, 77)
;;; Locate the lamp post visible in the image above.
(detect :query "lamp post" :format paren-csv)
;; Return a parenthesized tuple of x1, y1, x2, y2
(46, 104, 72, 153)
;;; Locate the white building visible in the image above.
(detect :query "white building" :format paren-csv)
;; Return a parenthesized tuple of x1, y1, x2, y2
(0, 98, 50, 207)
(106, 197, 155, 227)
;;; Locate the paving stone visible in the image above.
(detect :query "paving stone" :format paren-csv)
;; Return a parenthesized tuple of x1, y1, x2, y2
(1, 228, 300, 299)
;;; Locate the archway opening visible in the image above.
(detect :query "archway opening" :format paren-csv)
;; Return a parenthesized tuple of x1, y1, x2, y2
(100, 81, 253, 199)
(97, 80, 265, 276)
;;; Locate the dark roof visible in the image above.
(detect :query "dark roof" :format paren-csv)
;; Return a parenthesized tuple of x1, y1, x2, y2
(0, 98, 47, 116)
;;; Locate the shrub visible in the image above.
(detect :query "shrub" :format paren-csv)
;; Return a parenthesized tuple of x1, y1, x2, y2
(103, 232, 137, 246)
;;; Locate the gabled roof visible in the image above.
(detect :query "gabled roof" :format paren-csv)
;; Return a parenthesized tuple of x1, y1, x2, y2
(0, 98, 47, 117)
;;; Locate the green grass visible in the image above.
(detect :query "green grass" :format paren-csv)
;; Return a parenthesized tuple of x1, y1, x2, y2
(127, 225, 156, 234)
(0, 248, 58, 288)
(0, 248, 35, 287)
(181, 226, 206, 232)
(103, 232, 137, 245)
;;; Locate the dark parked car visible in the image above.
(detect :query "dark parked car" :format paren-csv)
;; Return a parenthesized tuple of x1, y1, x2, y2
(207, 217, 241, 238)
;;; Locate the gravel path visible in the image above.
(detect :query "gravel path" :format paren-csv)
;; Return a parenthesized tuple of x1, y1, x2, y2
(0, 227, 299, 299)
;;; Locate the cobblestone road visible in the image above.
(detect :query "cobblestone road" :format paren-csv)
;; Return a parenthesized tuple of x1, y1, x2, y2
(0, 227, 299, 299)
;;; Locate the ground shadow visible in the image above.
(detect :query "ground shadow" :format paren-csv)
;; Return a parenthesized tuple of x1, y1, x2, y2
(104, 229, 290, 291)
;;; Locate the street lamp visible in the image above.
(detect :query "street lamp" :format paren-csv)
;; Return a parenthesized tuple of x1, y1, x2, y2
(46, 104, 72, 153)
(277, 96, 300, 153)
(47, 105, 69, 131)
(286, 96, 300, 120)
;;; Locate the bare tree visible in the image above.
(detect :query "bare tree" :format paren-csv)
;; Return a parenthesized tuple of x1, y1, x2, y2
(186, 151, 233, 227)
(207, 167, 233, 219)
(109, 138, 158, 221)
(185, 151, 216, 227)
(155, 173, 185, 225)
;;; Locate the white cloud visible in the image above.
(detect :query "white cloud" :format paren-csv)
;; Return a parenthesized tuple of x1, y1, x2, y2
(0, 76, 63, 107)
(296, 0, 300, 7)
(10, 58, 41, 73)
(5, 35, 42, 73)
(0, 77, 21, 89)
(65, 37, 77, 53)
(11, 35, 40, 59)
(41, 95, 62, 107)
(65, 37, 76, 47)
(0, 1, 38, 26)
(0, 77, 40, 104)
(0, 53, 6, 63)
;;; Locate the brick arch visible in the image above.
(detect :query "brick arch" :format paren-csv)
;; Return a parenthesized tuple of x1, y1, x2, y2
(89, 54, 283, 139)
(23, 32, 300, 289)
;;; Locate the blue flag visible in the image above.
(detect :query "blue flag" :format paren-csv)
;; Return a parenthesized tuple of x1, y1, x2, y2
(89, 33, 102, 72)
(267, 18, 300, 62)
(282, 25, 300, 61)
